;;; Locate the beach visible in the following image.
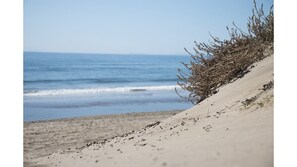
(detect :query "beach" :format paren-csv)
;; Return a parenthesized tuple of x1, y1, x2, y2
(24, 110, 181, 166)
(25, 54, 273, 167)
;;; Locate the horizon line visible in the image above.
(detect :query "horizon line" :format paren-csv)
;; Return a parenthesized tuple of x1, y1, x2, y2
(24, 51, 189, 57)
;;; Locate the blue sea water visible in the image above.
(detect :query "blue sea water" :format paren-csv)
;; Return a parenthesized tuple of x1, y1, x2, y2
(24, 52, 192, 122)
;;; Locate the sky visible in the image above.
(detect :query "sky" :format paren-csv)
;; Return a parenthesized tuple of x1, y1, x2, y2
(24, 0, 273, 55)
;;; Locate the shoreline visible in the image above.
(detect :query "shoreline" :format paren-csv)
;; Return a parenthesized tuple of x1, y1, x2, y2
(24, 110, 182, 166)
(24, 110, 183, 123)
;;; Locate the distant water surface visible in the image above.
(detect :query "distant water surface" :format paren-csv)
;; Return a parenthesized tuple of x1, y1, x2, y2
(24, 52, 192, 122)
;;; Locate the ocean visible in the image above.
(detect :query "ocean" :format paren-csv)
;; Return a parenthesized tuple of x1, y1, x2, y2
(24, 52, 192, 122)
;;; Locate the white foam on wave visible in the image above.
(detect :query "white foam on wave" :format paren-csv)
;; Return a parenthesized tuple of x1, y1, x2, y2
(24, 85, 180, 97)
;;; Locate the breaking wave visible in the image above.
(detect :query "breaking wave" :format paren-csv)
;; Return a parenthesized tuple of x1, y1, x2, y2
(24, 85, 180, 97)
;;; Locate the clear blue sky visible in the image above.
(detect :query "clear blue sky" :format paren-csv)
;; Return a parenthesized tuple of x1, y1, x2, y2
(24, 0, 273, 55)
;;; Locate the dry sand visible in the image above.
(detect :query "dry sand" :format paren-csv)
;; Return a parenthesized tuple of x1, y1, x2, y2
(26, 54, 273, 167)
(24, 110, 181, 167)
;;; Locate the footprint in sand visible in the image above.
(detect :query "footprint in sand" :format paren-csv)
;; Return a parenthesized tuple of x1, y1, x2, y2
(203, 125, 212, 132)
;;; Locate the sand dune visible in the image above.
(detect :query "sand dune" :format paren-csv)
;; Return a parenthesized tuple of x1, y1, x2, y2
(29, 55, 273, 167)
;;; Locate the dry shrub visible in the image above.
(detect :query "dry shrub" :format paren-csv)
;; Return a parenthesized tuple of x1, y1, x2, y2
(176, 0, 273, 104)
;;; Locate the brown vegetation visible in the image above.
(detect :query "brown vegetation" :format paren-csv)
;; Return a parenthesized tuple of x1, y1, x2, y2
(176, 0, 274, 104)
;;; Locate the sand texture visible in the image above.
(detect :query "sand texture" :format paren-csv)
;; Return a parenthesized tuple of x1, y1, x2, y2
(27, 55, 273, 167)
(24, 111, 181, 167)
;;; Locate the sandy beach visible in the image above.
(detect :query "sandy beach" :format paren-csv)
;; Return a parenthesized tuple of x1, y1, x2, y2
(24, 110, 181, 166)
(25, 54, 273, 167)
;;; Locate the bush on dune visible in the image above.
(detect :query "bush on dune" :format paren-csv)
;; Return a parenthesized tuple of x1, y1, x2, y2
(176, 0, 274, 104)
